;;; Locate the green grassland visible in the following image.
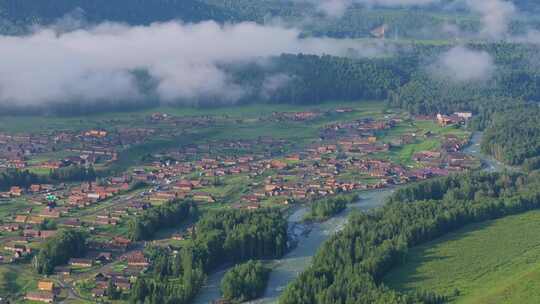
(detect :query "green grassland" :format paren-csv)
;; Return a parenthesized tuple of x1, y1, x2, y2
(377, 118, 468, 166)
(0, 264, 40, 301)
(0, 198, 35, 219)
(0, 101, 382, 134)
(3, 101, 444, 178)
(103, 101, 391, 172)
(384, 210, 540, 304)
(392, 138, 440, 165)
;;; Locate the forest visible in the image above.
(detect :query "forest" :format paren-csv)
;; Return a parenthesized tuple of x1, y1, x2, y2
(0, 41, 537, 119)
(0, 166, 96, 191)
(0, 169, 43, 191)
(481, 106, 540, 166)
(387, 43, 540, 114)
(0, 40, 538, 118)
(129, 208, 288, 303)
(304, 193, 357, 222)
(0, 0, 240, 34)
(0, 0, 473, 38)
(220, 260, 270, 303)
(193, 208, 288, 270)
(129, 245, 205, 304)
(8, 0, 536, 40)
(280, 171, 540, 303)
(3, 0, 540, 38)
(127, 199, 198, 241)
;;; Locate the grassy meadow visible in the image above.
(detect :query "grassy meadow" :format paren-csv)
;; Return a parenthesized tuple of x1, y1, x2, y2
(384, 210, 540, 304)
(0, 101, 383, 134)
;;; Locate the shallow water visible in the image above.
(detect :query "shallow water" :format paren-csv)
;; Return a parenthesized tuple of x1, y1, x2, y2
(193, 132, 499, 304)
(192, 188, 394, 304)
(463, 132, 509, 173)
(249, 189, 395, 304)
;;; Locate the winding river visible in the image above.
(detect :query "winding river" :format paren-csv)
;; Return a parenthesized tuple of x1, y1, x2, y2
(193, 132, 500, 304)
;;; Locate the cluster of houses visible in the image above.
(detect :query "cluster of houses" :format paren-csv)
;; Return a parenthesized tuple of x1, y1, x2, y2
(120, 115, 474, 208)
(271, 111, 322, 121)
(148, 113, 219, 128)
(0, 109, 359, 171)
(80, 250, 149, 298)
(67, 180, 129, 208)
(436, 112, 473, 126)
(0, 132, 51, 169)
(21, 240, 143, 302)
(0, 126, 161, 171)
(0, 176, 136, 265)
(1, 184, 59, 199)
(22, 247, 148, 301)
(0, 109, 479, 302)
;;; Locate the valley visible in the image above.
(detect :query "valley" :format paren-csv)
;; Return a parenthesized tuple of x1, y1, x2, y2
(1, 1, 540, 303)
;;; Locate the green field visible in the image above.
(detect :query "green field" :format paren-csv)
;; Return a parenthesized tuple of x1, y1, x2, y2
(0, 101, 382, 134)
(384, 210, 540, 303)
(0, 265, 40, 300)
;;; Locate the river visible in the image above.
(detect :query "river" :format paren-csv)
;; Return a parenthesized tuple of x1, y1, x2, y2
(193, 132, 499, 304)
(463, 132, 508, 173)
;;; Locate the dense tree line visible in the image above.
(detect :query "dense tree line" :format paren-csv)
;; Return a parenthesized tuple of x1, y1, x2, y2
(306, 8, 479, 40)
(481, 106, 540, 166)
(0, 0, 475, 39)
(1, 1, 540, 118)
(387, 43, 540, 115)
(1, 42, 539, 117)
(0, 0, 240, 34)
(33, 229, 87, 275)
(202, 0, 306, 24)
(130, 246, 205, 304)
(304, 193, 357, 222)
(194, 208, 288, 270)
(0, 166, 97, 191)
(127, 199, 198, 241)
(279, 171, 540, 303)
(0, 52, 412, 116)
(524, 156, 540, 172)
(221, 260, 270, 303)
(0, 169, 43, 191)
(129, 208, 288, 303)
(2, 0, 540, 39)
(202, 1, 540, 40)
(229, 53, 413, 105)
(49, 165, 97, 182)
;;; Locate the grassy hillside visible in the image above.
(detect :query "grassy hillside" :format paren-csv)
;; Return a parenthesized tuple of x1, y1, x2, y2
(384, 209, 540, 303)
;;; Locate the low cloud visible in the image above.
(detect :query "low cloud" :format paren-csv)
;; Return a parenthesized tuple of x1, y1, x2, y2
(300, 0, 516, 40)
(261, 74, 294, 100)
(430, 46, 494, 82)
(317, 0, 352, 17)
(360, 0, 438, 6)
(298, 0, 439, 17)
(513, 30, 540, 45)
(465, 0, 516, 39)
(0, 20, 392, 106)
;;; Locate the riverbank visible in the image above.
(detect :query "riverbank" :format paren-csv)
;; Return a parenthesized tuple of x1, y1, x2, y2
(193, 132, 494, 304)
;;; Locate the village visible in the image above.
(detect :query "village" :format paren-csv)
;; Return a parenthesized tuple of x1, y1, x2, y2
(0, 106, 476, 303)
